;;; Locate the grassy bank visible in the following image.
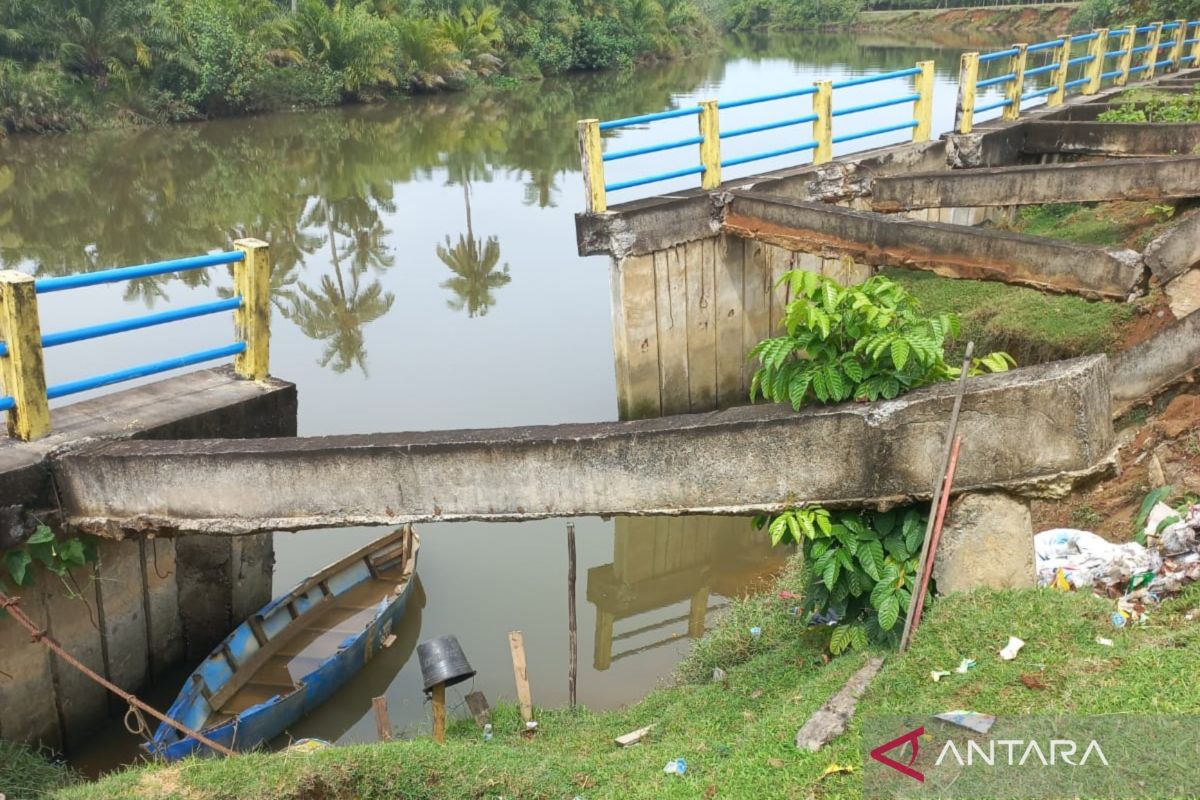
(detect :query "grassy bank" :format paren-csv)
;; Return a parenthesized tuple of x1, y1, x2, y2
(38, 556, 1200, 800)
(887, 268, 1134, 365)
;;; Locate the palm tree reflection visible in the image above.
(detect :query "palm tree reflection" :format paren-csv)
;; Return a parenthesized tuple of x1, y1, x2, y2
(437, 180, 510, 318)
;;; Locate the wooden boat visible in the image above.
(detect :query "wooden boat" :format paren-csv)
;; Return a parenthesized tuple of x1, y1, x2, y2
(147, 526, 419, 760)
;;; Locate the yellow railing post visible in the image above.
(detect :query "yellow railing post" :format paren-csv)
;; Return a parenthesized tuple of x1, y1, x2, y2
(1192, 21, 1200, 67)
(955, 52, 980, 134)
(1116, 26, 1135, 86)
(813, 80, 833, 164)
(1002, 44, 1027, 121)
(233, 239, 271, 381)
(912, 60, 935, 142)
(1144, 22, 1163, 79)
(577, 119, 606, 214)
(1169, 19, 1187, 70)
(1084, 29, 1108, 94)
(698, 100, 721, 190)
(1048, 35, 1072, 106)
(0, 271, 50, 441)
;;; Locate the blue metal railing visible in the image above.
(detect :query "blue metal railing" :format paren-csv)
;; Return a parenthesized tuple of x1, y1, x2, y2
(0, 250, 254, 417)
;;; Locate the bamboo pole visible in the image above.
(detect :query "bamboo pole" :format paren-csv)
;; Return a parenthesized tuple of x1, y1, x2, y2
(567, 522, 578, 710)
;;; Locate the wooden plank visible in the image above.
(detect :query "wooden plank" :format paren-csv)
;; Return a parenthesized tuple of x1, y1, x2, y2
(655, 247, 690, 416)
(615, 724, 656, 747)
(373, 695, 393, 742)
(685, 238, 717, 412)
(741, 239, 772, 393)
(615, 254, 662, 420)
(714, 234, 746, 407)
(508, 631, 534, 723)
(465, 690, 492, 726)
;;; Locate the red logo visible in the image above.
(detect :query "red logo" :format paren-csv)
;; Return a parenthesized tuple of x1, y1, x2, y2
(871, 726, 925, 782)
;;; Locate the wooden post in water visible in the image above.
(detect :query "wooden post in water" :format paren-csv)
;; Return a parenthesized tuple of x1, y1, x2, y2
(508, 630, 534, 724)
(955, 52, 980, 134)
(431, 683, 446, 743)
(0, 271, 49, 441)
(372, 695, 392, 742)
(567, 522, 578, 710)
(1003, 44, 1028, 120)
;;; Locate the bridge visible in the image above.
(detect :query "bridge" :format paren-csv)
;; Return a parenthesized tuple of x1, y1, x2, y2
(3, 18, 1200, 750)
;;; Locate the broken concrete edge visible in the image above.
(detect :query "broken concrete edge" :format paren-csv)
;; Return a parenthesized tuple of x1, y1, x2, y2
(1143, 210, 1200, 285)
(795, 655, 884, 751)
(1019, 120, 1200, 157)
(1111, 306, 1200, 416)
(724, 191, 1144, 300)
(63, 455, 1119, 539)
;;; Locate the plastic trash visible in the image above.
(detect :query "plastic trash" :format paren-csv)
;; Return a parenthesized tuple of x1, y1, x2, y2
(955, 658, 976, 673)
(1111, 611, 1127, 628)
(998, 636, 1025, 661)
(525, 720, 539, 731)
(1095, 636, 1114, 647)
(663, 758, 687, 775)
(749, 626, 762, 638)
(483, 723, 493, 742)
(930, 670, 951, 682)
(712, 667, 727, 683)
(1034, 529, 1162, 590)
(934, 710, 995, 734)
(1148, 503, 1200, 556)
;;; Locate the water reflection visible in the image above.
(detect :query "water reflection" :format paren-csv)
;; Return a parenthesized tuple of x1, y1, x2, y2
(437, 178, 511, 318)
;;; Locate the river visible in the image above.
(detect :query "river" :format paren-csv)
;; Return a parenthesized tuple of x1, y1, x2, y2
(0, 28, 1020, 772)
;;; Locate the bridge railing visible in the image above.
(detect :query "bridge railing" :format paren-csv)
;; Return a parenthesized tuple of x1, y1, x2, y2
(956, 18, 1200, 133)
(0, 239, 271, 441)
(577, 60, 935, 213)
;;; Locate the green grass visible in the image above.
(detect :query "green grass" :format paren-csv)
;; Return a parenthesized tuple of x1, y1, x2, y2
(0, 741, 78, 799)
(887, 267, 1134, 365)
(49, 558, 1200, 800)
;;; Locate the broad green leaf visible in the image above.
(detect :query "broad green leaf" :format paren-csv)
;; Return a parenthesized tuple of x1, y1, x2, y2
(822, 559, 840, 591)
(27, 525, 55, 545)
(877, 593, 901, 631)
(870, 576, 894, 609)
(858, 540, 883, 581)
(890, 338, 910, 370)
(5, 549, 32, 587)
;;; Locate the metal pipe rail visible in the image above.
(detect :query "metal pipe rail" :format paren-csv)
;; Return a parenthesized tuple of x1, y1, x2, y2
(0, 243, 272, 441)
(577, 61, 934, 213)
(955, 17, 1200, 134)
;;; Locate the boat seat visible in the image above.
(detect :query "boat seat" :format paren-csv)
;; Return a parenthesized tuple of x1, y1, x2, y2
(219, 682, 287, 715)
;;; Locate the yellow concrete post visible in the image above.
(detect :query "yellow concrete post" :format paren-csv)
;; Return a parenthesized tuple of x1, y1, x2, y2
(912, 60, 935, 142)
(1192, 22, 1200, 67)
(955, 52, 980, 134)
(1169, 19, 1187, 71)
(698, 100, 721, 190)
(1002, 44, 1027, 121)
(1084, 29, 1108, 94)
(812, 80, 833, 164)
(0, 271, 50, 441)
(1116, 26, 1135, 86)
(577, 119, 606, 214)
(1048, 35, 1072, 106)
(1144, 22, 1163, 79)
(232, 239, 270, 381)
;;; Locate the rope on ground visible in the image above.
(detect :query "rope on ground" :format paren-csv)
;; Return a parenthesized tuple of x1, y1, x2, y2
(0, 589, 237, 758)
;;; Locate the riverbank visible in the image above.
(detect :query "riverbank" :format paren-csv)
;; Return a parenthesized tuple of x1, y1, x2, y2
(23, 553, 1200, 800)
(856, 3, 1078, 33)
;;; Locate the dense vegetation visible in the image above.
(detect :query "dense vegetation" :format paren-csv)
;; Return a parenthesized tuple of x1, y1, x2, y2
(0, 0, 710, 134)
(1073, 0, 1200, 28)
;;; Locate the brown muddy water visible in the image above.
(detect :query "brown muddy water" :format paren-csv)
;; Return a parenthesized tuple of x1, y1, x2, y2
(0, 28, 1027, 774)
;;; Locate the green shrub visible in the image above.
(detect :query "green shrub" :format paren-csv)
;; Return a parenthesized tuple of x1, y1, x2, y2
(245, 63, 342, 111)
(570, 18, 636, 70)
(0, 58, 87, 133)
(296, 0, 397, 97)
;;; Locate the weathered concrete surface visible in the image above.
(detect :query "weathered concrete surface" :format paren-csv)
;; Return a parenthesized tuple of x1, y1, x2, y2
(1145, 211, 1200, 284)
(932, 492, 1035, 594)
(43, 563, 107, 751)
(1111, 308, 1200, 412)
(723, 192, 1143, 299)
(0, 566, 61, 746)
(141, 538, 183, 676)
(869, 157, 1200, 211)
(94, 539, 149, 712)
(1020, 121, 1200, 157)
(1165, 270, 1200, 319)
(54, 356, 1113, 536)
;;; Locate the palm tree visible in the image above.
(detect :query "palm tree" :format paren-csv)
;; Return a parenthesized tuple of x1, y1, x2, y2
(41, 0, 151, 88)
(436, 179, 510, 318)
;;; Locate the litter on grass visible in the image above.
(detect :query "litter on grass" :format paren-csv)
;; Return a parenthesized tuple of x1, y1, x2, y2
(955, 658, 976, 673)
(934, 711, 996, 735)
(1095, 636, 1114, 647)
(930, 670, 952, 682)
(663, 758, 687, 776)
(998, 636, 1025, 661)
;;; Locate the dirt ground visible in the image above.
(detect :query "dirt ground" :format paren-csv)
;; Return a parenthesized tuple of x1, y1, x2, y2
(1032, 384, 1200, 541)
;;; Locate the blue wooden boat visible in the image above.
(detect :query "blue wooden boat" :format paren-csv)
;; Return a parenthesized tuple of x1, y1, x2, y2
(147, 526, 419, 760)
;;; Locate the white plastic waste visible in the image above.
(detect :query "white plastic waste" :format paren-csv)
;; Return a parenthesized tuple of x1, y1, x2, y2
(998, 636, 1024, 661)
(1034, 529, 1162, 589)
(1146, 502, 1200, 556)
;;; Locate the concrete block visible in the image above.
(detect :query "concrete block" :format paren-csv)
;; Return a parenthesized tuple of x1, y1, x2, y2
(43, 562, 108, 750)
(1021, 121, 1200, 157)
(0, 566, 61, 747)
(870, 157, 1200, 211)
(54, 356, 1114, 535)
(1145, 212, 1200, 285)
(230, 533, 274, 623)
(1165, 270, 1200, 319)
(1111, 307, 1200, 410)
(141, 538, 183, 676)
(175, 536, 232, 661)
(724, 191, 1142, 299)
(95, 539, 149, 704)
(933, 492, 1035, 593)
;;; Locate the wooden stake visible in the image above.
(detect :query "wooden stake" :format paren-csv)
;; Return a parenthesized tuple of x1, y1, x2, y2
(898, 342, 974, 653)
(372, 695, 392, 742)
(465, 690, 492, 726)
(508, 630, 533, 723)
(431, 683, 446, 743)
(567, 522, 578, 710)
(907, 435, 963, 640)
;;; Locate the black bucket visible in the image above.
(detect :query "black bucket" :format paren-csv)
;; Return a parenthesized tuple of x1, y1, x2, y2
(417, 635, 476, 693)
